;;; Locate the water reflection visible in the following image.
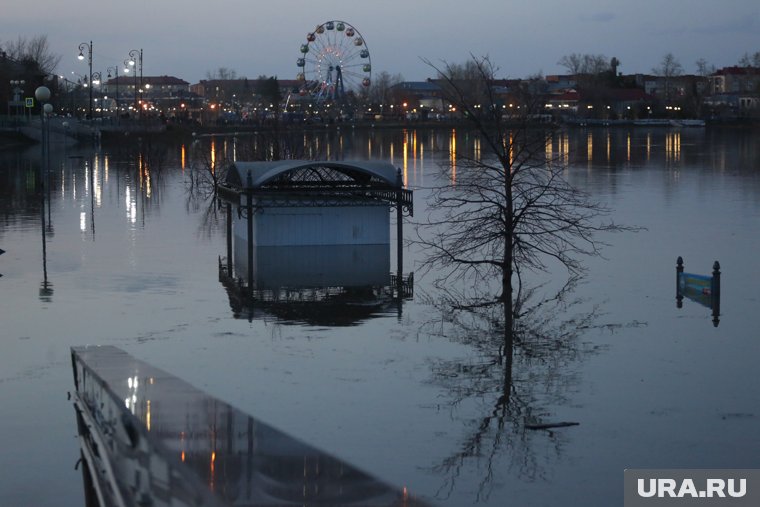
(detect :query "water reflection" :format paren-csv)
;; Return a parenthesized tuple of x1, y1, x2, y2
(2, 125, 760, 507)
(174, 126, 755, 193)
(218, 201, 413, 326)
(219, 245, 412, 325)
(676, 256, 721, 326)
(426, 295, 602, 503)
(73, 346, 423, 506)
(39, 175, 53, 302)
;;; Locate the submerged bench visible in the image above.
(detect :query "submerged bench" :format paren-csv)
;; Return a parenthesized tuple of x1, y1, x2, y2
(71, 346, 426, 506)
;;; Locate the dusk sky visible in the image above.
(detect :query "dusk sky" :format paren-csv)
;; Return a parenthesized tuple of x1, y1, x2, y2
(3, 0, 758, 84)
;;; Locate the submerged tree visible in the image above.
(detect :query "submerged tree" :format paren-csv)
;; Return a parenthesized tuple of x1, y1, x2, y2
(416, 56, 630, 354)
(415, 57, 638, 503)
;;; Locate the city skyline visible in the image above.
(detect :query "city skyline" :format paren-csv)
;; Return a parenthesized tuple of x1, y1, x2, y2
(2, 0, 759, 85)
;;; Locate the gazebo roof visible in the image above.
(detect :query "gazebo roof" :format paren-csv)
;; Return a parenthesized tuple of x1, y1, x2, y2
(226, 160, 401, 189)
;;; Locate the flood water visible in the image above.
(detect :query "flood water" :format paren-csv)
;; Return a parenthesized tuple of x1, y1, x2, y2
(1, 126, 759, 506)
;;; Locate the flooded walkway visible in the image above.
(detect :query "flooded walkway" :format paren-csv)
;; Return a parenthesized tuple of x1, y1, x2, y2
(72, 345, 426, 506)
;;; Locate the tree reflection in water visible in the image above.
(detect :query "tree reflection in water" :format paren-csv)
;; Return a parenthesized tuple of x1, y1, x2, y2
(425, 286, 617, 503)
(185, 131, 332, 237)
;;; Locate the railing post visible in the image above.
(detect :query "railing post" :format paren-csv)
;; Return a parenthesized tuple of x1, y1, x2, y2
(226, 202, 233, 276)
(711, 260, 721, 327)
(246, 171, 254, 299)
(396, 168, 403, 281)
(676, 256, 684, 308)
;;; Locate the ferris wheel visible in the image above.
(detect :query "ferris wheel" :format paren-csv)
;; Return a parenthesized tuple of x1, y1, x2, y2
(297, 20, 371, 103)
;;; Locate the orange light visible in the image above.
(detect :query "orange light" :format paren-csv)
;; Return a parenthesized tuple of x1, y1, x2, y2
(181, 451, 186, 462)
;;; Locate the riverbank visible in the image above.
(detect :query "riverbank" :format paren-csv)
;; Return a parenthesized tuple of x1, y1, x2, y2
(5, 115, 759, 150)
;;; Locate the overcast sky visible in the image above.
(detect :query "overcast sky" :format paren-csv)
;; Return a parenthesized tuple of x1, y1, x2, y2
(2, 0, 758, 84)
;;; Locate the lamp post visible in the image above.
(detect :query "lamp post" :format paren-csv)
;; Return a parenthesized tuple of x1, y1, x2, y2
(35, 88, 54, 302)
(127, 49, 143, 117)
(107, 66, 120, 119)
(78, 41, 94, 119)
(9, 80, 25, 123)
(34, 86, 51, 190)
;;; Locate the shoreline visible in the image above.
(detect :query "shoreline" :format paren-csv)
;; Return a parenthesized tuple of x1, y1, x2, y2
(2, 117, 758, 150)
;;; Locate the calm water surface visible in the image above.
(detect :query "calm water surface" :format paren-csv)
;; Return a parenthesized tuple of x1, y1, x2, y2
(1, 126, 759, 506)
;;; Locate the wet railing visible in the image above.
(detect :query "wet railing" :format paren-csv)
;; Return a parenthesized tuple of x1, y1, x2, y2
(71, 345, 429, 506)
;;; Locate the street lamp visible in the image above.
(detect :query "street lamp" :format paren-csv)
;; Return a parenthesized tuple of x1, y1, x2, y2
(35, 86, 52, 187)
(9, 80, 25, 122)
(127, 49, 143, 117)
(78, 41, 94, 119)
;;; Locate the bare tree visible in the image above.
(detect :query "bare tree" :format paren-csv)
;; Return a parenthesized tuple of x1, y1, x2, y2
(2, 35, 61, 74)
(557, 53, 610, 75)
(205, 67, 238, 80)
(738, 51, 760, 68)
(254, 75, 282, 107)
(695, 57, 716, 77)
(557, 53, 583, 75)
(187, 137, 233, 200)
(652, 53, 683, 101)
(556, 54, 618, 114)
(653, 53, 683, 77)
(416, 56, 630, 354)
(368, 70, 404, 105)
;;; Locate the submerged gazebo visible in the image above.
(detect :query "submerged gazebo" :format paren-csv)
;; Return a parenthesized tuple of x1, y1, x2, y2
(217, 160, 414, 318)
(219, 159, 412, 214)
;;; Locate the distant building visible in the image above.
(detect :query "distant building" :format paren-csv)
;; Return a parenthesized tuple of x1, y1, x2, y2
(103, 75, 189, 97)
(389, 81, 445, 112)
(708, 66, 760, 95)
(190, 79, 254, 104)
(190, 78, 303, 105)
(545, 75, 578, 93)
(99, 75, 193, 118)
(546, 90, 580, 111)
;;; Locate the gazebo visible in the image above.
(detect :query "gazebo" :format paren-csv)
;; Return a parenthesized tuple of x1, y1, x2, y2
(217, 160, 414, 318)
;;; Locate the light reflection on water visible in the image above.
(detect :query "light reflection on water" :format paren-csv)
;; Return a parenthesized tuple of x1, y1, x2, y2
(0, 126, 759, 507)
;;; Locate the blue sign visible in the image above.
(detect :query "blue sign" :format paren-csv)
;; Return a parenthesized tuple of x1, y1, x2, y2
(678, 272, 713, 309)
